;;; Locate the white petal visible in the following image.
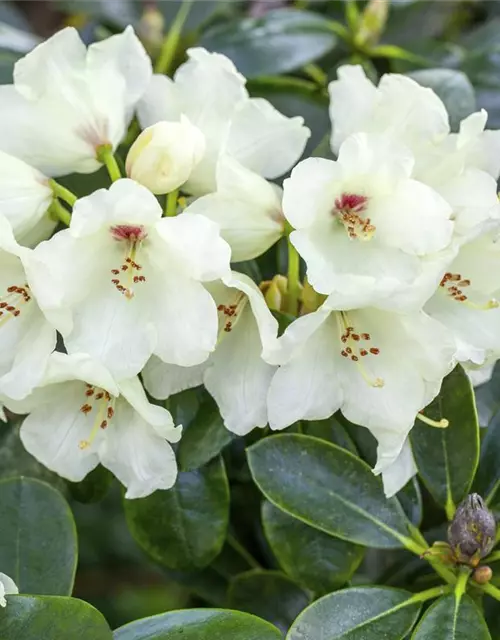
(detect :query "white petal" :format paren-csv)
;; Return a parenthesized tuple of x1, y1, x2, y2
(328, 65, 378, 153)
(267, 311, 343, 430)
(155, 213, 231, 281)
(142, 356, 207, 400)
(118, 376, 182, 442)
(99, 399, 178, 499)
(70, 179, 162, 237)
(282, 157, 342, 230)
(20, 380, 101, 482)
(38, 352, 119, 394)
(206, 306, 276, 435)
(0, 573, 18, 605)
(376, 438, 417, 498)
(150, 272, 218, 367)
(186, 156, 284, 261)
(137, 74, 183, 129)
(369, 178, 453, 255)
(226, 98, 310, 179)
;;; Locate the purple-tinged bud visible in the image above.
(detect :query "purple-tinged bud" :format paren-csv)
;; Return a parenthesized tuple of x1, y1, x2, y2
(448, 493, 496, 565)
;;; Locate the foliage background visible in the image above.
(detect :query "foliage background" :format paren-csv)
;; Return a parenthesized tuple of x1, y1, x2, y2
(2, 0, 500, 637)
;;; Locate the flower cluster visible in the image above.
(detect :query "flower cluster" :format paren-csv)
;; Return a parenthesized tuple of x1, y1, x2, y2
(1, 27, 500, 500)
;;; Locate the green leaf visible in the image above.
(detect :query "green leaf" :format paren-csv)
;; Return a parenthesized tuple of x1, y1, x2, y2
(210, 537, 260, 580)
(410, 366, 479, 516)
(178, 395, 235, 472)
(164, 568, 228, 608)
(411, 594, 491, 639)
(302, 414, 358, 455)
(407, 68, 476, 132)
(247, 434, 414, 549)
(200, 9, 338, 78)
(113, 609, 282, 639)
(228, 570, 310, 633)
(124, 456, 229, 570)
(262, 501, 364, 594)
(0, 477, 77, 595)
(0, 595, 112, 639)
(397, 478, 423, 528)
(286, 587, 421, 640)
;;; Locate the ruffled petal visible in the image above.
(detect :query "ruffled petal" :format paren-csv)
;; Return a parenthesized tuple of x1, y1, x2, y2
(142, 356, 207, 400)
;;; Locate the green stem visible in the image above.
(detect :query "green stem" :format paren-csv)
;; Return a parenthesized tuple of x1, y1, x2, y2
(49, 199, 71, 226)
(455, 568, 471, 602)
(286, 229, 300, 315)
(165, 189, 179, 217)
(96, 145, 122, 182)
(227, 534, 262, 570)
(155, 0, 192, 75)
(50, 180, 77, 207)
(487, 550, 500, 562)
(303, 63, 328, 87)
(479, 581, 500, 601)
(407, 584, 452, 605)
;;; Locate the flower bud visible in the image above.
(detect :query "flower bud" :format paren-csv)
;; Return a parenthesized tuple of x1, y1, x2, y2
(473, 565, 493, 585)
(261, 275, 288, 312)
(126, 116, 205, 195)
(448, 493, 496, 565)
(355, 0, 389, 48)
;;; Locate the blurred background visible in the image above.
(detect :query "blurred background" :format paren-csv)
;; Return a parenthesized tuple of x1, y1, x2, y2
(2, 0, 500, 631)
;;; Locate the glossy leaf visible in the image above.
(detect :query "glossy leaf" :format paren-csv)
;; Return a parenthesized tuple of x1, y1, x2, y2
(410, 366, 479, 514)
(302, 414, 358, 455)
(178, 394, 235, 472)
(164, 567, 228, 608)
(124, 457, 229, 570)
(474, 409, 500, 513)
(69, 465, 113, 503)
(228, 570, 310, 633)
(201, 9, 338, 77)
(247, 434, 413, 549)
(397, 478, 423, 528)
(287, 587, 421, 640)
(0, 595, 112, 639)
(411, 594, 491, 639)
(407, 68, 476, 131)
(0, 477, 77, 595)
(262, 501, 364, 594)
(113, 609, 282, 640)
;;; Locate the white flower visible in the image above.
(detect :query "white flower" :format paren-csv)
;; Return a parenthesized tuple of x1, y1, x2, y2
(267, 301, 455, 475)
(464, 359, 496, 388)
(185, 155, 284, 262)
(4, 352, 182, 499)
(328, 66, 500, 243)
(424, 230, 500, 365)
(0, 150, 55, 246)
(137, 47, 310, 195)
(125, 116, 205, 194)
(283, 132, 453, 308)
(28, 179, 231, 380)
(0, 215, 56, 400)
(0, 572, 18, 607)
(0, 27, 152, 177)
(328, 65, 450, 156)
(143, 272, 279, 435)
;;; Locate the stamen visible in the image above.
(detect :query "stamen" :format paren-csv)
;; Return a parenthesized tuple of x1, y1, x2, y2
(216, 293, 248, 337)
(0, 284, 31, 327)
(78, 386, 116, 450)
(440, 272, 499, 310)
(338, 312, 384, 388)
(109, 225, 148, 300)
(332, 193, 375, 241)
(417, 412, 449, 428)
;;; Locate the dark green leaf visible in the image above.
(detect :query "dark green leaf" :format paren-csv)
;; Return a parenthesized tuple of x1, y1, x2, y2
(474, 362, 500, 427)
(247, 434, 413, 549)
(0, 477, 77, 595)
(287, 587, 421, 640)
(411, 594, 490, 639)
(0, 595, 112, 639)
(397, 478, 423, 528)
(210, 537, 259, 580)
(410, 366, 479, 515)
(0, 50, 19, 83)
(262, 501, 363, 594)
(228, 570, 310, 634)
(474, 410, 500, 513)
(302, 414, 358, 455)
(124, 457, 229, 570)
(164, 567, 228, 607)
(168, 388, 201, 430)
(178, 395, 235, 472)
(407, 68, 476, 131)
(200, 9, 338, 78)
(69, 465, 113, 504)
(113, 609, 282, 639)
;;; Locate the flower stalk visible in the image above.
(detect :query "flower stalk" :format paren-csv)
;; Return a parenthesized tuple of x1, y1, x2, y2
(155, 0, 192, 75)
(96, 145, 122, 182)
(49, 198, 71, 226)
(50, 180, 77, 207)
(165, 190, 179, 217)
(285, 223, 300, 315)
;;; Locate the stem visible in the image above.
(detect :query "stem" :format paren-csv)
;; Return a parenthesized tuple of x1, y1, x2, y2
(165, 189, 179, 217)
(155, 0, 192, 75)
(487, 550, 500, 562)
(407, 584, 452, 605)
(455, 568, 471, 602)
(286, 232, 300, 315)
(480, 582, 500, 601)
(49, 199, 71, 226)
(50, 180, 77, 207)
(303, 63, 328, 86)
(96, 144, 122, 182)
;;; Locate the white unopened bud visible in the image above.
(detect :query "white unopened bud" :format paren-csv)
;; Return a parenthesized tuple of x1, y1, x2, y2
(126, 116, 205, 195)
